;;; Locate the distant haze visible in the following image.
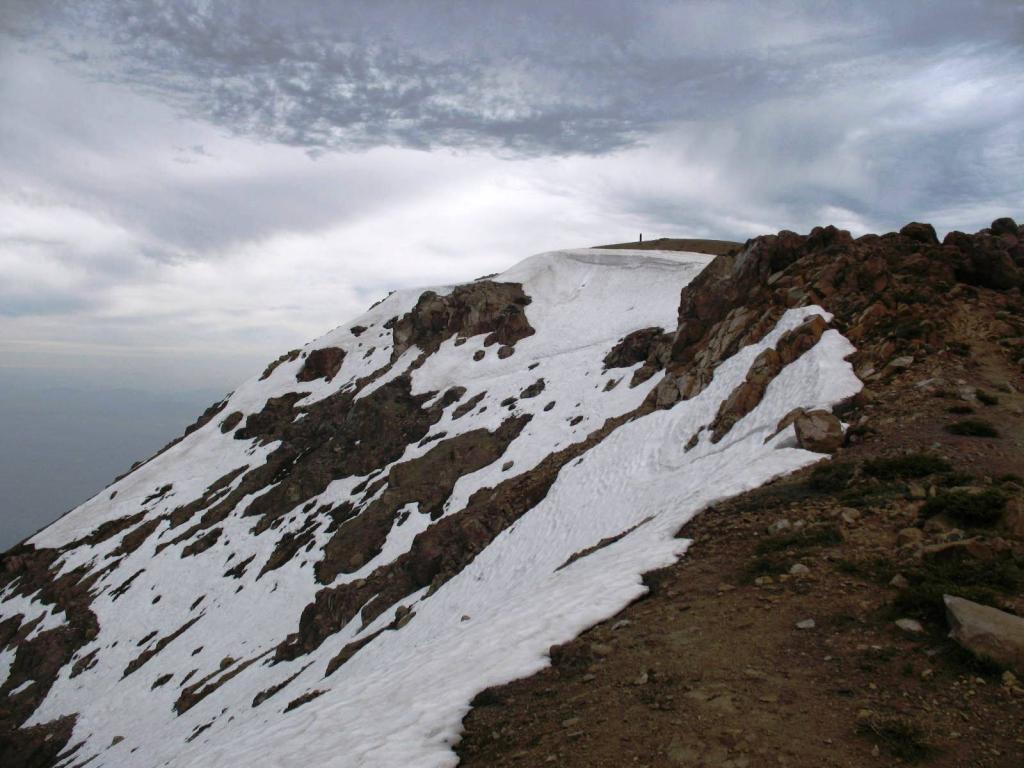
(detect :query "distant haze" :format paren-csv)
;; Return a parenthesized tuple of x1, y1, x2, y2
(0, 373, 224, 550)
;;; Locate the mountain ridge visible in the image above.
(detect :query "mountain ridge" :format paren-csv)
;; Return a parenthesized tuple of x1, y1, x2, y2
(2, 219, 1022, 767)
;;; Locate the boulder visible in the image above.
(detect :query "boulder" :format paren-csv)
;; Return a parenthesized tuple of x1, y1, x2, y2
(899, 222, 939, 245)
(944, 595, 1024, 674)
(991, 217, 1018, 237)
(793, 410, 844, 453)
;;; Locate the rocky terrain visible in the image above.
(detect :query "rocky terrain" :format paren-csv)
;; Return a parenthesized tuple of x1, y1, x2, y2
(2, 217, 1023, 767)
(459, 219, 1024, 767)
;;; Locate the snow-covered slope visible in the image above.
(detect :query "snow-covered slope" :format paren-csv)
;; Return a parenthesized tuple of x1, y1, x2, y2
(0, 248, 861, 767)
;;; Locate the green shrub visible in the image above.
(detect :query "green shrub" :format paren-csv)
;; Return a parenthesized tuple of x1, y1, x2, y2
(893, 554, 1021, 623)
(808, 462, 855, 492)
(920, 488, 1007, 526)
(754, 523, 843, 555)
(938, 471, 976, 487)
(945, 419, 999, 437)
(838, 482, 903, 508)
(862, 453, 950, 480)
(946, 404, 974, 415)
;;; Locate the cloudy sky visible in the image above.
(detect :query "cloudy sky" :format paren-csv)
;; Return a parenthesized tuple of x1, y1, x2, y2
(1, 1, 1023, 545)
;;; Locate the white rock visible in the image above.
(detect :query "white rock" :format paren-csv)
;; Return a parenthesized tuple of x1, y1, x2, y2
(945, 595, 1024, 674)
(895, 618, 924, 634)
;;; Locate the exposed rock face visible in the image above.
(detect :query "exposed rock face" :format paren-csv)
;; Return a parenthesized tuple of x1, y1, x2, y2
(899, 221, 939, 244)
(603, 327, 674, 387)
(660, 218, 1023, 416)
(390, 281, 535, 360)
(296, 347, 346, 382)
(945, 595, 1024, 674)
(793, 410, 845, 453)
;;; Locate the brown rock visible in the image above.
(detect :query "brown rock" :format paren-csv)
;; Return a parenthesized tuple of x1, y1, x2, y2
(793, 410, 844, 453)
(296, 347, 345, 382)
(899, 222, 939, 245)
(391, 282, 535, 361)
(991, 217, 1019, 237)
(945, 595, 1024, 674)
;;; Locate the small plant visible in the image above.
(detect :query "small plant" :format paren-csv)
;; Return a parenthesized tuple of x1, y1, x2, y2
(834, 556, 896, 583)
(937, 471, 976, 487)
(755, 523, 843, 555)
(838, 482, 903, 508)
(862, 453, 950, 480)
(893, 553, 1021, 623)
(975, 389, 999, 406)
(857, 715, 933, 762)
(945, 419, 999, 437)
(997, 473, 1023, 486)
(946, 404, 974, 415)
(808, 462, 855, 492)
(920, 488, 1007, 526)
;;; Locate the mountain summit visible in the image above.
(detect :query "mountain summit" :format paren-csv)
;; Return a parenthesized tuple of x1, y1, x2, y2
(3, 220, 1023, 767)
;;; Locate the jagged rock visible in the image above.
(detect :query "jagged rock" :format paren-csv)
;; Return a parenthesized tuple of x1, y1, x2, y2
(991, 217, 1018, 237)
(219, 411, 244, 434)
(654, 376, 681, 408)
(708, 348, 781, 442)
(391, 282, 535, 360)
(603, 327, 667, 369)
(945, 595, 1024, 674)
(793, 410, 844, 453)
(296, 347, 345, 382)
(899, 222, 939, 245)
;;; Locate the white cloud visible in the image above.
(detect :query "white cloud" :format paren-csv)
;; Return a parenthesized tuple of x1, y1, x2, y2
(1, 3, 1022, 393)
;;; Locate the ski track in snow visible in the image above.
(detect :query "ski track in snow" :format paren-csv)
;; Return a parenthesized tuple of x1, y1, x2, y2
(2, 249, 861, 767)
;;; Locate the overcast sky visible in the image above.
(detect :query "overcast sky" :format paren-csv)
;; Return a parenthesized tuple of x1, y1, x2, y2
(3, 0, 1023, 392)
(1, 1, 1023, 545)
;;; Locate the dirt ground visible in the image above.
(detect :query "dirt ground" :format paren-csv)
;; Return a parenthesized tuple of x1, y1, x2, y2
(457, 299, 1024, 767)
(595, 238, 742, 255)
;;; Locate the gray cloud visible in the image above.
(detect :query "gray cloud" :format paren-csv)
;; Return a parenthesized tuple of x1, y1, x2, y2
(1, 0, 1023, 396)
(7, 1, 1020, 157)
(2, 1, 1023, 538)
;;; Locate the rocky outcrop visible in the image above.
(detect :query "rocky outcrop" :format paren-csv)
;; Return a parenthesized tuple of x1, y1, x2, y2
(603, 327, 674, 386)
(705, 313, 831, 443)
(945, 595, 1024, 674)
(391, 281, 535, 361)
(296, 347, 345, 382)
(658, 218, 1023, 417)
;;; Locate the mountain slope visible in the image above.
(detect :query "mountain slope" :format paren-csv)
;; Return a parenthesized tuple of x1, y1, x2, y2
(3, 217, 1020, 768)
